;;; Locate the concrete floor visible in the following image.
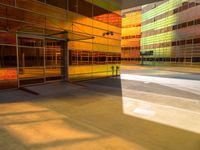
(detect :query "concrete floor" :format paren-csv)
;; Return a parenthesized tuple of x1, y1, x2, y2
(0, 65, 200, 150)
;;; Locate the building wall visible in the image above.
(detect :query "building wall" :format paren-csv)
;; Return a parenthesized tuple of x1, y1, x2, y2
(141, 0, 200, 65)
(121, 7, 141, 64)
(0, 0, 121, 90)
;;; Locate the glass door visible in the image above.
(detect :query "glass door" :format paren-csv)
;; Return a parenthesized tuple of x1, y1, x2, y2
(18, 36, 45, 86)
(45, 38, 65, 82)
(17, 35, 66, 87)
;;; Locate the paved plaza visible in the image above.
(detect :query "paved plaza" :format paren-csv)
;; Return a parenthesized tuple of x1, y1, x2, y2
(0, 65, 200, 150)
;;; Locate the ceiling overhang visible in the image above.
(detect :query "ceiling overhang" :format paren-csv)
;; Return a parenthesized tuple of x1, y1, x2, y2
(111, 0, 167, 9)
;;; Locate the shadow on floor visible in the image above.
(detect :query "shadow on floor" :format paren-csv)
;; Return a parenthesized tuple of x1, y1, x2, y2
(0, 78, 199, 150)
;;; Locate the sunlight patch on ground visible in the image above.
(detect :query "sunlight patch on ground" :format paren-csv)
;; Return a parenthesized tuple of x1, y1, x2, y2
(122, 96, 200, 134)
(120, 74, 200, 95)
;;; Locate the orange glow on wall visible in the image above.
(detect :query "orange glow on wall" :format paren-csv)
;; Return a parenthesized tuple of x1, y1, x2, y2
(0, 69, 17, 80)
(121, 8, 142, 64)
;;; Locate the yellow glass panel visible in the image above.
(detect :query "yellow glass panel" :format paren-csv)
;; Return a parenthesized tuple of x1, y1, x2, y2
(18, 67, 44, 79)
(93, 43, 108, 51)
(68, 41, 92, 51)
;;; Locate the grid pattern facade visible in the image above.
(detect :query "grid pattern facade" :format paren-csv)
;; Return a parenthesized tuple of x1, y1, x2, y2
(141, 0, 200, 65)
(121, 7, 141, 64)
(0, 0, 121, 90)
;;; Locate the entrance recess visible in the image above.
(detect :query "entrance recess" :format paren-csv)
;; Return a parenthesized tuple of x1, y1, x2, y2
(17, 35, 66, 87)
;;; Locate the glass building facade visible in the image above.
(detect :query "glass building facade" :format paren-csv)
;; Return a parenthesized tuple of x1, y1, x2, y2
(121, 7, 141, 64)
(141, 0, 200, 65)
(0, 0, 121, 90)
(121, 0, 200, 66)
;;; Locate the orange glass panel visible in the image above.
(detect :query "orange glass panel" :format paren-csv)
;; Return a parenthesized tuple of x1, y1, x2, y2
(0, 69, 17, 80)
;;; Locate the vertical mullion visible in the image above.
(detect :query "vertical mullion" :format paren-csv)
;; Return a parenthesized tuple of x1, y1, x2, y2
(16, 34, 20, 88)
(43, 37, 46, 83)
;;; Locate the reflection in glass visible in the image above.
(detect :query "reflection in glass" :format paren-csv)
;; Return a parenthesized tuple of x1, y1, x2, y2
(18, 36, 65, 84)
(0, 45, 17, 68)
(18, 47, 44, 68)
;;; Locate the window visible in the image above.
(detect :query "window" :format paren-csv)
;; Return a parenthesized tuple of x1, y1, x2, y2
(181, 2, 189, 11)
(173, 8, 179, 14)
(171, 58, 176, 62)
(0, 45, 17, 68)
(180, 40, 186, 45)
(181, 22, 187, 28)
(173, 25, 178, 30)
(178, 24, 182, 29)
(195, 19, 200, 25)
(196, 2, 200, 6)
(188, 20, 194, 26)
(189, 2, 196, 8)
(192, 57, 200, 62)
(194, 38, 200, 44)
(187, 39, 193, 44)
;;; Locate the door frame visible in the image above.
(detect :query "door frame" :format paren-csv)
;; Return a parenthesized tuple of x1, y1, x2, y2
(16, 33, 68, 88)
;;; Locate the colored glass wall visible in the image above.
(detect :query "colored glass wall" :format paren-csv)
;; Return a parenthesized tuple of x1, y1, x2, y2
(0, 0, 121, 89)
(121, 8, 141, 64)
(141, 0, 200, 65)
